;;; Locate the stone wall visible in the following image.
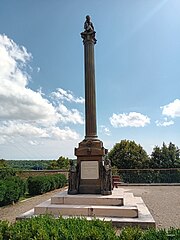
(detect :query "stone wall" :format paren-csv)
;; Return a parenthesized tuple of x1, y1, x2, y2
(17, 170, 68, 179)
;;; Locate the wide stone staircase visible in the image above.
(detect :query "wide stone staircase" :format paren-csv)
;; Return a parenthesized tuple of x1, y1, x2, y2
(17, 188, 155, 228)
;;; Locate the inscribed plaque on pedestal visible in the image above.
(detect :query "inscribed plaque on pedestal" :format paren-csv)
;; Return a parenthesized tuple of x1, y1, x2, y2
(81, 161, 99, 179)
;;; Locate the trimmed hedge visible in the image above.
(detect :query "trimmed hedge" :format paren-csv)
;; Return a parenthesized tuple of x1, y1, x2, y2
(117, 169, 180, 183)
(0, 216, 117, 240)
(0, 216, 180, 240)
(0, 176, 26, 206)
(27, 174, 67, 196)
(0, 167, 16, 179)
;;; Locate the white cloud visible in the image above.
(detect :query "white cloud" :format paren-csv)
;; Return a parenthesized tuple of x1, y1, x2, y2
(57, 104, 84, 124)
(161, 99, 180, 118)
(0, 34, 57, 123)
(0, 136, 7, 145)
(0, 35, 31, 87)
(51, 88, 85, 104)
(99, 125, 111, 136)
(29, 140, 41, 146)
(0, 34, 82, 148)
(48, 126, 79, 140)
(50, 88, 84, 125)
(0, 121, 80, 145)
(110, 112, 150, 127)
(155, 118, 174, 127)
(0, 121, 48, 138)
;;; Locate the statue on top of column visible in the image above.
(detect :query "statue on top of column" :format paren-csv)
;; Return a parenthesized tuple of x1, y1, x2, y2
(82, 15, 97, 44)
(84, 15, 94, 32)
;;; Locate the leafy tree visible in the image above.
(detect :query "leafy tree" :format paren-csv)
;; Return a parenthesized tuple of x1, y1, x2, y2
(150, 142, 180, 168)
(57, 156, 69, 169)
(150, 146, 162, 168)
(0, 159, 8, 168)
(108, 140, 150, 169)
(47, 160, 58, 169)
(168, 142, 180, 167)
(48, 156, 70, 170)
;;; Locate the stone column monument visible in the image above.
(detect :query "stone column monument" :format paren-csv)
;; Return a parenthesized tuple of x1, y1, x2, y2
(68, 15, 112, 195)
(81, 15, 97, 139)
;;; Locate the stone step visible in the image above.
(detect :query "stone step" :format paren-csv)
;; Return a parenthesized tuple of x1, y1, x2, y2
(123, 192, 136, 205)
(51, 190, 124, 206)
(34, 201, 138, 218)
(17, 188, 155, 229)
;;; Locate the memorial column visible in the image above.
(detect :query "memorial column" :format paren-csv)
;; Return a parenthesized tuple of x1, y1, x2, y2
(81, 20, 97, 139)
(70, 16, 110, 195)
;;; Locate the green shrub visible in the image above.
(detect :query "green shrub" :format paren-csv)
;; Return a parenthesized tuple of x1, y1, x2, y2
(0, 220, 9, 240)
(27, 174, 67, 196)
(0, 216, 180, 240)
(0, 181, 6, 202)
(0, 168, 16, 180)
(119, 227, 143, 239)
(0, 176, 26, 206)
(0, 216, 118, 240)
(2, 180, 19, 205)
(27, 176, 49, 195)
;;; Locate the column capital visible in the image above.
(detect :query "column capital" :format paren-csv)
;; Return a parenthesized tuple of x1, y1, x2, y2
(81, 31, 97, 44)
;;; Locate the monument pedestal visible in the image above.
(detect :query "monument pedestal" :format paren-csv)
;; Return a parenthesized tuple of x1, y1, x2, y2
(74, 138, 108, 194)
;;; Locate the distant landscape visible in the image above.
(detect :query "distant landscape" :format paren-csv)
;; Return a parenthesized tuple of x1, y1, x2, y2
(0, 156, 70, 170)
(6, 160, 53, 170)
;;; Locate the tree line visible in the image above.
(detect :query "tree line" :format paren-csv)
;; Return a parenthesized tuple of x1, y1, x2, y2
(0, 141, 180, 171)
(108, 140, 180, 183)
(108, 140, 180, 169)
(0, 156, 70, 170)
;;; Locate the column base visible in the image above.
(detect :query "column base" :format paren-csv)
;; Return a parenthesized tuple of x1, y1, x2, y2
(69, 138, 111, 195)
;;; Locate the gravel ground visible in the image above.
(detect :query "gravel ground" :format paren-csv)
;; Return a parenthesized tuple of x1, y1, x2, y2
(0, 187, 68, 223)
(122, 185, 180, 229)
(0, 186, 179, 229)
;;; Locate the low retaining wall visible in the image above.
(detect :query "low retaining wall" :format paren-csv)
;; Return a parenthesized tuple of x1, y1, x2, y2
(17, 170, 69, 179)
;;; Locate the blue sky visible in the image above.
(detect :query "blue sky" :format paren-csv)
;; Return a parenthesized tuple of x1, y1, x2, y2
(0, 0, 180, 160)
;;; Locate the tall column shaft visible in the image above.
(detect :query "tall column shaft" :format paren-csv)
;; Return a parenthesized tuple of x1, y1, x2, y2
(81, 32, 97, 139)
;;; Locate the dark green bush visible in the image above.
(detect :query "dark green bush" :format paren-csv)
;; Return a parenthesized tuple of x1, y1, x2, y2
(0, 167, 16, 179)
(0, 216, 118, 240)
(27, 174, 67, 196)
(0, 216, 180, 240)
(27, 176, 50, 195)
(119, 227, 143, 239)
(0, 176, 26, 206)
(0, 181, 6, 202)
(0, 220, 9, 240)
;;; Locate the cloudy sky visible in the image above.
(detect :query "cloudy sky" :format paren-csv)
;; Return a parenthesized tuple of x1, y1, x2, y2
(0, 0, 180, 159)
